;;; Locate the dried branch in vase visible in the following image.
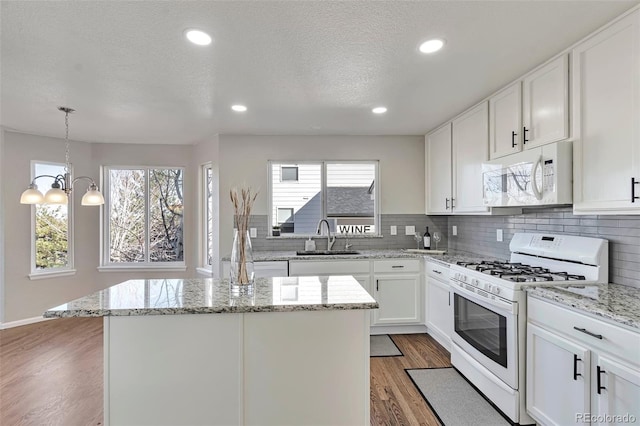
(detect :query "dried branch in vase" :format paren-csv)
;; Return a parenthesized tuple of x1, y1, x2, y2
(230, 187, 259, 284)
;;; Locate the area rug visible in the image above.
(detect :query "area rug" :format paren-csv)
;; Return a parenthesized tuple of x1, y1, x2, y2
(370, 334, 403, 357)
(406, 368, 511, 426)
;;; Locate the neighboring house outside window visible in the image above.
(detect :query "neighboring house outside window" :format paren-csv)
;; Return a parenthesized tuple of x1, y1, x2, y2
(281, 166, 299, 181)
(269, 161, 378, 236)
(31, 161, 74, 278)
(101, 166, 185, 270)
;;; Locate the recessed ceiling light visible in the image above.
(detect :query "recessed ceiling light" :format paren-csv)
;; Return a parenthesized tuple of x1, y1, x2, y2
(419, 39, 445, 54)
(231, 104, 247, 112)
(185, 29, 212, 46)
(372, 107, 387, 114)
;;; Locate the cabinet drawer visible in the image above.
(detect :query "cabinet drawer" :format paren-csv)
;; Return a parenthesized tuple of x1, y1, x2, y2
(373, 259, 420, 273)
(528, 295, 640, 367)
(426, 261, 449, 280)
(289, 260, 370, 276)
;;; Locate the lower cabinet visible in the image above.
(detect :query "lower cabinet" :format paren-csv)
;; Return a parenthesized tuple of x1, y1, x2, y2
(372, 274, 422, 325)
(527, 296, 640, 426)
(426, 274, 453, 349)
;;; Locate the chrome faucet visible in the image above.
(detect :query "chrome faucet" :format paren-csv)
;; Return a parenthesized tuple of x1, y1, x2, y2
(316, 219, 336, 251)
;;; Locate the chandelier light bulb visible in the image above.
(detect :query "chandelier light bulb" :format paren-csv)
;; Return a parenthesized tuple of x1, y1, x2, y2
(20, 185, 45, 204)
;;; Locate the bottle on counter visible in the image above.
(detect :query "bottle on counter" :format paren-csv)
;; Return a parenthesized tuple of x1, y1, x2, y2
(423, 226, 431, 250)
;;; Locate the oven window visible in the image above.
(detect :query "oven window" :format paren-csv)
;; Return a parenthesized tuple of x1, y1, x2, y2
(454, 293, 508, 367)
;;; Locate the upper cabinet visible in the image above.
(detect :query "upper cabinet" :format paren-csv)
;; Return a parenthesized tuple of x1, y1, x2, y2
(522, 55, 569, 149)
(572, 9, 640, 214)
(425, 123, 453, 214)
(489, 55, 569, 160)
(489, 81, 522, 159)
(425, 103, 489, 215)
(453, 102, 490, 213)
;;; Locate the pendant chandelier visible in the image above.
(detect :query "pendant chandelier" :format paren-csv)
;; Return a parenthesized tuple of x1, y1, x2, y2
(20, 107, 104, 206)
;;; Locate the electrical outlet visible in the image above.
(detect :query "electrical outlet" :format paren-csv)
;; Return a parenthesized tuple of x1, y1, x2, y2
(405, 225, 415, 235)
(390, 225, 397, 235)
(497, 229, 503, 242)
(250, 228, 257, 238)
(452, 225, 457, 236)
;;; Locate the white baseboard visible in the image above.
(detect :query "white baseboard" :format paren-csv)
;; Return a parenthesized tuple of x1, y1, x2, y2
(370, 324, 427, 335)
(0, 316, 53, 330)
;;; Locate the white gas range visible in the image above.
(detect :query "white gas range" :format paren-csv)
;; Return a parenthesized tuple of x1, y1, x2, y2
(449, 233, 608, 425)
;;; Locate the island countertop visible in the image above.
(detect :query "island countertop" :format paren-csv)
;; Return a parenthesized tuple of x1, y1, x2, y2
(43, 276, 378, 318)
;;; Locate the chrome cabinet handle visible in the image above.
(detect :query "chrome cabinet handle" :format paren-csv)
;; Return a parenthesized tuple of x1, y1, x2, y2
(573, 326, 603, 340)
(391, 265, 404, 269)
(632, 177, 639, 203)
(523, 127, 529, 144)
(446, 198, 450, 210)
(376, 279, 379, 291)
(511, 131, 518, 148)
(432, 270, 442, 274)
(597, 366, 606, 394)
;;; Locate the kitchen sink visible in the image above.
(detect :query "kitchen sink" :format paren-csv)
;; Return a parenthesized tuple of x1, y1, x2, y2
(295, 250, 360, 256)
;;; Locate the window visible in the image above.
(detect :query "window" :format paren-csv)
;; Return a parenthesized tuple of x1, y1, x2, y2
(103, 167, 185, 269)
(281, 166, 299, 181)
(269, 161, 378, 236)
(31, 161, 73, 277)
(202, 164, 214, 268)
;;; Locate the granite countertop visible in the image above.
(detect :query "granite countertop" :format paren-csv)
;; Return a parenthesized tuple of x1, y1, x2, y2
(526, 284, 640, 330)
(43, 276, 378, 318)
(222, 249, 501, 266)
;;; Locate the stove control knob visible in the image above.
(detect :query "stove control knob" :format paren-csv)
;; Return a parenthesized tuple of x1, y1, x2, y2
(455, 273, 460, 280)
(463, 275, 468, 282)
(472, 279, 479, 286)
(494, 287, 501, 295)
(485, 284, 492, 292)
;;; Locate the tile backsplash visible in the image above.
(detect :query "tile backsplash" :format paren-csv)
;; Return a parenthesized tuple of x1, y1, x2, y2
(247, 214, 448, 252)
(448, 206, 640, 288)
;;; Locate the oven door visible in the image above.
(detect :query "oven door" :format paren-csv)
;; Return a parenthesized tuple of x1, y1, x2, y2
(451, 284, 518, 389)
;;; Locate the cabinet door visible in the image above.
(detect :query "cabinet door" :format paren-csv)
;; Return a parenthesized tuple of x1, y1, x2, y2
(426, 276, 452, 348)
(573, 10, 640, 214)
(426, 123, 453, 214)
(526, 323, 591, 426)
(353, 274, 372, 298)
(453, 101, 490, 213)
(592, 355, 640, 425)
(489, 81, 522, 159)
(373, 274, 421, 325)
(522, 55, 569, 149)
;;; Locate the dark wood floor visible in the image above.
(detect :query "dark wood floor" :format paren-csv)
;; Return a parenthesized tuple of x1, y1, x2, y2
(0, 319, 450, 425)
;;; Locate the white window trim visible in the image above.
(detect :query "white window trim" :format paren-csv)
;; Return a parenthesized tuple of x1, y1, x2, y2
(100, 165, 186, 270)
(200, 162, 214, 272)
(30, 160, 75, 279)
(267, 160, 380, 237)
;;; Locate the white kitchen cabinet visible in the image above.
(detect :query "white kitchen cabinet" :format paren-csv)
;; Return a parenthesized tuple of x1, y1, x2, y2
(425, 123, 453, 214)
(526, 323, 591, 425)
(288, 259, 372, 295)
(522, 55, 569, 149)
(452, 101, 490, 213)
(489, 81, 522, 159)
(425, 261, 452, 350)
(572, 9, 640, 214)
(527, 295, 640, 426)
(372, 259, 422, 326)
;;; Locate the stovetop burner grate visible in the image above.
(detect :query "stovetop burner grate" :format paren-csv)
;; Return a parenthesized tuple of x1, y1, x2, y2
(456, 260, 586, 282)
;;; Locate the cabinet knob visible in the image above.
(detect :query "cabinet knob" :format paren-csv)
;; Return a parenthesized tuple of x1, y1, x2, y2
(511, 131, 518, 148)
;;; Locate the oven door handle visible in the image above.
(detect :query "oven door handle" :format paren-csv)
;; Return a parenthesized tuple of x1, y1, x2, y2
(451, 283, 517, 316)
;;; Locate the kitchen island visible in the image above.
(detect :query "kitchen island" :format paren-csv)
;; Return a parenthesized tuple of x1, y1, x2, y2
(44, 276, 377, 426)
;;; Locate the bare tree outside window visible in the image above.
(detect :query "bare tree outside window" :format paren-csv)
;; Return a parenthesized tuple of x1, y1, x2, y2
(107, 167, 184, 264)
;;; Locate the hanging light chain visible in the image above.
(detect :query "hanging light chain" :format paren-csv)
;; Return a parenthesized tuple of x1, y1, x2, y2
(64, 110, 70, 176)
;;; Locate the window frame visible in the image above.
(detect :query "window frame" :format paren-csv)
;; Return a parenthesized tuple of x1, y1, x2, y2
(199, 163, 214, 273)
(29, 160, 76, 280)
(99, 165, 186, 272)
(280, 165, 299, 182)
(267, 160, 380, 237)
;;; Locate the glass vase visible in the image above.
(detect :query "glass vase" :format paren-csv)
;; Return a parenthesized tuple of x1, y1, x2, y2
(230, 228, 255, 291)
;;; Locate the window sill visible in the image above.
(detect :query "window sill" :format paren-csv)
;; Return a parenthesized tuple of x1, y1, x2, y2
(29, 269, 77, 281)
(266, 234, 383, 239)
(97, 265, 187, 273)
(196, 267, 213, 276)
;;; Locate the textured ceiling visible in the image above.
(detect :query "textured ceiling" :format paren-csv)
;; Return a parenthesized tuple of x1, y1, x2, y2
(1, 1, 638, 144)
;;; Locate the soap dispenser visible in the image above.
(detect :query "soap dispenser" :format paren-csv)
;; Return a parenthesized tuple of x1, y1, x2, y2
(305, 236, 316, 251)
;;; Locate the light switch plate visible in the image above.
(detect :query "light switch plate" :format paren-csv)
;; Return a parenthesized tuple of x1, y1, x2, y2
(452, 225, 457, 236)
(405, 225, 415, 235)
(250, 228, 257, 238)
(390, 225, 397, 235)
(497, 229, 503, 242)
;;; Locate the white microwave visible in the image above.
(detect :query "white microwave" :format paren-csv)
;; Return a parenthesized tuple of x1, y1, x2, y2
(482, 141, 573, 207)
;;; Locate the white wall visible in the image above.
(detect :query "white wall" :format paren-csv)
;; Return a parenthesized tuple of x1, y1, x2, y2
(0, 129, 5, 323)
(218, 135, 425, 251)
